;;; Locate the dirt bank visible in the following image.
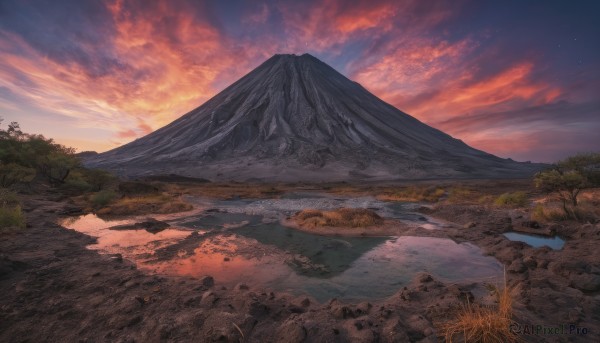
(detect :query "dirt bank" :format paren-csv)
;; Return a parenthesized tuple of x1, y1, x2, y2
(1, 192, 599, 342)
(419, 203, 600, 342)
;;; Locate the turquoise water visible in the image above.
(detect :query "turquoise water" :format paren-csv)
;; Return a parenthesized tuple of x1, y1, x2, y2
(62, 194, 504, 302)
(503, 232, 565, 250)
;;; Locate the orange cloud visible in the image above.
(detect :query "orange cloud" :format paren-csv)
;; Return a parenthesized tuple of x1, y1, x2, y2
(354, 46, 562, 125)
(117, 129, 137, 138)
(0, 1, 269, 147)
(278, 0, 402, 53)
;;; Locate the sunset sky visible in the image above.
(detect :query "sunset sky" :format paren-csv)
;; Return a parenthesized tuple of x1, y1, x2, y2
(0, 0, 598, 162)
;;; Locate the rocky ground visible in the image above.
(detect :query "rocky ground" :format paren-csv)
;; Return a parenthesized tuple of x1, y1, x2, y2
(421, 204, 600, 342)
(1, 192, 599, 342)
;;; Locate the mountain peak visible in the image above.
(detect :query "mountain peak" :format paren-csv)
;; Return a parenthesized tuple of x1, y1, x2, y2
(86, 54, 543, 181)
(271, 53, 316, 59)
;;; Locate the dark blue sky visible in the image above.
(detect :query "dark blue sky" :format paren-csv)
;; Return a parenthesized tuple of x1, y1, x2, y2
(0, 0, 598, 161)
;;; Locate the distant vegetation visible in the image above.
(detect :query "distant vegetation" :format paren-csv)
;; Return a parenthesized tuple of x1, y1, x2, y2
(0, 119, 116, 192)
(493, 191, 528, 208)
(377, 186, 445, 202)
(534, 152, 600, 220)
(0, 119, 195, 224)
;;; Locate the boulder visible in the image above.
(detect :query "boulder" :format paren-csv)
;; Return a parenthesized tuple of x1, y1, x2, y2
(570, 273, 600, 292)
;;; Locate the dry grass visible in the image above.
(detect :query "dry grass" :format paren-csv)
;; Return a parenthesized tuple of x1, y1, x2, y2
(377, 186, 446, 203)
(0, 205, 25, 232)
(163, 182, 286, 199)
(494, 191, 529, 208)
(532, 188, 600, 223)
(96, 193, 193, 215)
(442, 273, 519, 343)
(294, 208, 384, 228)
(532, 203, 599, 223)
(445, 187, 477, 204)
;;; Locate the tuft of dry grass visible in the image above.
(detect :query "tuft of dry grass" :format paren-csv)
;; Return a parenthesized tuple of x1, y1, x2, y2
(442, 271, 519, 343)
(294, 208, 384, 228)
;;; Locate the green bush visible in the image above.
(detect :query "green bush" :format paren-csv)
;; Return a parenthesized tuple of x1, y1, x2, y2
(494, 191, 528, 207)
(0, 205, 25, 229)
(90, 190, 118, 208)
(0, 163, 35, 187)
(60, 178, 92, 194)
(0, 188, 20, 207)
(84, 169, 116, 191)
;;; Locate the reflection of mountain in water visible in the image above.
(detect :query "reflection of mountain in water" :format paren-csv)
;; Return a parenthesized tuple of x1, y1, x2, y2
(235, 223, 387, 278)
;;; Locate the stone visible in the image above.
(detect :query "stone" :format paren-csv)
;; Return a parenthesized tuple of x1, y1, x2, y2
(523, 256, 537, 269)
(200, 276, 214, 288)
(276, 320, 306, 343)
(300, 298, 311, 307)
(522, 220, 541, 229)
(508, 260, 527, 273)
(235, 283, 249, 291)
(417, 273, 433, 283)
(570, 273, 600, 292)
(355, 301, 372, 315)
(463, 222, 477, 229)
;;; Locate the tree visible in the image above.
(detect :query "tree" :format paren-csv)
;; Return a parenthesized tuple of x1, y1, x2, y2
(0, 119, 79, 185)
(0, 163, 36, 188)
(37, 151, 80, 184)
(84, 169, 116, 191)
(534, 152, 600, 217)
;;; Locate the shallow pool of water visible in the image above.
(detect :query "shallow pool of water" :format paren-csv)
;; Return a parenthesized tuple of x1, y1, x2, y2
(503, 232, 565, 250)
(61, 194, 503, 302)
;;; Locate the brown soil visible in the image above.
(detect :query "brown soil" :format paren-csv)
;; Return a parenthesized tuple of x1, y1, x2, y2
(1, 183, 599, 342)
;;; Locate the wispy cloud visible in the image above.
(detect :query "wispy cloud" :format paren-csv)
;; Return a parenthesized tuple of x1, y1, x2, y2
(0, 0, 597, 162)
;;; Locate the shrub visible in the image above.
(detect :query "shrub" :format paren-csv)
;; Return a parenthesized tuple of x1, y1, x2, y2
(532, 202, 599, 222)
(494, 192, 528, 207)
(0, 163, 35, 187)
(0, 188, 20, 207)
(60, 178, 92, 194)
(534, 152, 600, 216)
(84, 169, 116, 191)
(118, 181, 159, 196)
(90, 190, 118, 208)
(0, 205, 25, 229)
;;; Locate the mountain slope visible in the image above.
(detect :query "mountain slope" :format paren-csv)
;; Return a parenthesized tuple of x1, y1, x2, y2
(85, 53, 542, 181)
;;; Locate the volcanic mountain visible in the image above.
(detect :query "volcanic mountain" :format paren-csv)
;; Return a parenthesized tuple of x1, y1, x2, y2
(85, 53, 542, 181)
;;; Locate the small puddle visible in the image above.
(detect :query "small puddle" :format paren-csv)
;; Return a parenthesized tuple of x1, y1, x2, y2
(503, 232, 565, 250)
(61, 194, 503, 302)
(61, 214, 192, 256)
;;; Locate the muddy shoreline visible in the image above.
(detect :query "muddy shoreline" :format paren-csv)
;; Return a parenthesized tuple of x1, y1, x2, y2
(1, 192, 599, 342)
